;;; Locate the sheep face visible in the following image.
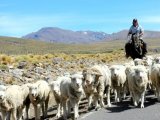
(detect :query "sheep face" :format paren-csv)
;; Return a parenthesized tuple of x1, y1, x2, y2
(110, 67, 120, 79)
(29, 85, 38, 99)
(83, 69, 101, 86)
(134, 68, 148, 87)
(83, 72, 95, 85)
(0, 91, 5, 102)
(154, 57, 160, 64)
(50, 81, 61, 96)
(110, 67, 120, 86)
(71, 74, 83, 92)
(134, 59, 144, 66)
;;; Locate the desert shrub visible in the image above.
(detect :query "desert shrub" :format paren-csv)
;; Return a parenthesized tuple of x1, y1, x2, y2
(43, 53, 54, 59)
(0, 64, 8, 71)
(0, 54, 12, 65)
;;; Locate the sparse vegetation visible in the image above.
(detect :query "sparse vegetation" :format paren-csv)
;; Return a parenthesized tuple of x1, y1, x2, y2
(0, 37, 159, 55)
(0, 36, 159, 67)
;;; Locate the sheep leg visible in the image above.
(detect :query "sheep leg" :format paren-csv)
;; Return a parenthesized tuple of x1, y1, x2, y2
(132, 92, 137, 107)
(1, 110, 7, 120)
(34, 104, 41, 120)
(94, 95, 100, 111)
(6, 111, 11, 120)
(156, 87, 159, 98)
(67, 100, 71, 117)
(99, 92, 104, 108)
(74, 103, 79, 119)
(56, 103, 61, 118)
(70, 99, 79, 119)
(62, 100, 67, 120)
(117, 87, 122, 102)
(87, 95, 93, 111)
(44, 96, 49, 117)
(114, 89, 118, 102)
(37, 104, 41, 120)
(25, 103, 30, 120)
(41, 102, 45, 118)
(157, 87, 160, 102)
(11, 109, 17, 120)
(17, 108, 23, 120)
(106, 86, 111, 107)
(152, 83, 157, 97)
(140, 92, 145, 108)
(123, 85, 127, 100)
(34, 105, 38, 120)
(60, 103, 63, 115)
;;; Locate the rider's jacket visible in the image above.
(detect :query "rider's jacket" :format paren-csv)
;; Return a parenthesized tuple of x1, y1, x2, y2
(128, 25, 144, 39)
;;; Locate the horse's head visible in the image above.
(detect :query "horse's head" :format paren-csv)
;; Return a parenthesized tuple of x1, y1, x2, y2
(132, 33, 140, 43)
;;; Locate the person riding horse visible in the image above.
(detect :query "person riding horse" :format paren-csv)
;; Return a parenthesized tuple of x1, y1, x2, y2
(125, 19, 147, 59)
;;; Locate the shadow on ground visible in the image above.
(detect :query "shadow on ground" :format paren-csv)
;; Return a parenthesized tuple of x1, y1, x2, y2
(28, 92, 158, 120)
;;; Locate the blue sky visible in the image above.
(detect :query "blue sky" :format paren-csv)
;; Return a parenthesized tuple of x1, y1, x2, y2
(0, 0, 160, 37)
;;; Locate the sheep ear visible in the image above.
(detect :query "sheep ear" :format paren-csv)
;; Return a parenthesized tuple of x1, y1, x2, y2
(27, 84, 32, 89)
(0, 86, 7, 91)
(109, 67, 113, 71)
(28, 86, 32, 91)
(81, 75, 84, 79)
(82, 69, 87, 75)
(38, 83, 42, 88)
(27, 84, 34, 91)
(49, 82, 54, 87)
(70, 76, 75, 80)
(3, 87, 7, 91)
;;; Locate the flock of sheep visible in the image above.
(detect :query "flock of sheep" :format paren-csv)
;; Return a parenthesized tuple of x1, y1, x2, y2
(0, 55, 160, 120)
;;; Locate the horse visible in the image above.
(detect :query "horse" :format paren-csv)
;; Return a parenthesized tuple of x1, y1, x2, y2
(125, 33, 147, 60)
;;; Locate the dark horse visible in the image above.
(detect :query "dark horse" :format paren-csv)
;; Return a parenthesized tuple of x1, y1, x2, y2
(125, 34, 147, 60)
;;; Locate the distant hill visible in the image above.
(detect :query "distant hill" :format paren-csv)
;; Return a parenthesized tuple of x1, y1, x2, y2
(22, 27, 160, 43)
(109, 30, 160, 40)
(22, 27, 110, 43)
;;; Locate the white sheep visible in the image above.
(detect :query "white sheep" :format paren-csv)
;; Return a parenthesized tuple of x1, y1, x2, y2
(60, 74, 84, 119)
(126, 65, 148, 108)
(110, 65, 127, 102)
(82, 64, 111, 111)
(50, 77, 63, 119)
(128, 58, 152, 90)
(150, 63, 160, 101)
(29, 80, 50, 120)
(0, 85, 25, 120)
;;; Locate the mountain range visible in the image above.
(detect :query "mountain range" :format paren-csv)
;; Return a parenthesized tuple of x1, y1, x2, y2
(22, 27, 160, 43)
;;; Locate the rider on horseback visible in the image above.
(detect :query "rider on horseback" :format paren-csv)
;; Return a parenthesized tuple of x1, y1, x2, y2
(125, 19, 147, 58)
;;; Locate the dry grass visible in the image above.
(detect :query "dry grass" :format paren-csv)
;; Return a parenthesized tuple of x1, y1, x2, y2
(0, 36, 159, 66)
(0, 51, 125, 66)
